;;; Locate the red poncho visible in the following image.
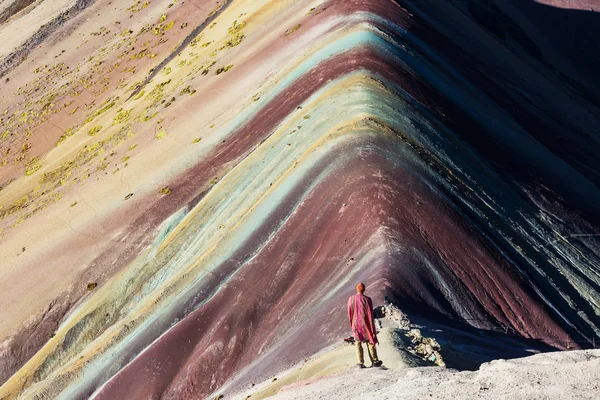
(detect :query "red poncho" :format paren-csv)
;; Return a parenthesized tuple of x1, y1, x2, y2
(347, 293, 378, 345)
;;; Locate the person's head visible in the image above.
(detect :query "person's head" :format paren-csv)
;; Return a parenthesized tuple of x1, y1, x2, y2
(356, 283, 365, 294)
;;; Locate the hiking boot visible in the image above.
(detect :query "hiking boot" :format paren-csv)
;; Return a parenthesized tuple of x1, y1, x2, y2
(356, 363, 366, 369)
(372, 360, 383, 367)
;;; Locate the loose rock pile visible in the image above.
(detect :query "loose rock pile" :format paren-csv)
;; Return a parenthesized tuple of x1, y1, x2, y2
(376, 303, 411, 330)
(406, 328, 445, 366)
(377, 303, 445, 366)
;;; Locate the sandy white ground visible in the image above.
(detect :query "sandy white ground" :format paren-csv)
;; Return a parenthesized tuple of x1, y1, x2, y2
(267, 349, 600, 400)
(230, 326, 600, 400)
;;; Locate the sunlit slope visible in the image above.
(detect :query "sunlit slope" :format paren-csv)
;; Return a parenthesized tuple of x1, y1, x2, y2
(0, 0, 599, 399)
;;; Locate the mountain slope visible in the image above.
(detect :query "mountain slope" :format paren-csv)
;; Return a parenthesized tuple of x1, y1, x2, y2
(0, 0, 599, 399)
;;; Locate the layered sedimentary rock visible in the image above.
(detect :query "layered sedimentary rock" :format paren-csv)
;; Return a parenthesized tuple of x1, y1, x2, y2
(0, 0, 599, 398)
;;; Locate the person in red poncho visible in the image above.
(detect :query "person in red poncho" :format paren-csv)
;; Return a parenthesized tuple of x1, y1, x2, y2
(347, 283, 382, 368)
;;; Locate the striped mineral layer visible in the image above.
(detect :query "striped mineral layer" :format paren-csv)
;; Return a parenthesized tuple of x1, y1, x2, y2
(0, 0, 599, 399)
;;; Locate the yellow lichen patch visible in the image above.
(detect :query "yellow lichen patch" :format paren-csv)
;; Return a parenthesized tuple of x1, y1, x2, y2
(128, 80, 144, 93)
(192, 137, 202, 143)
(90, 26, 109, 37)
(164, 97, 176, 108)
(9, 195, 28, 210)
(220, 33, 245, 50)
(284, 24, 301, 36)
(120, 28, 134, 37)
(83, 97, 119, 125)
(0, 0, 181, 227)
(190, 35, 203, 47)
(199, 61, 217, 76)
(56, 134, 69, 146)
(0, 194, 28, 226)
(122, 66, 137, 74)
(146, 79, 172, 105)
(139, 112, 159, 122)
(39, 127, 132, 200)
(180, 86, 196, 96)
(88, 126, 103, 136)
(132, 90, 145, 101)
(215, 65, 233, 75)
(219, 20, 246, 50)
(228, 20, 246, 34)
(113, 109, 131, 125)
(25, 158, 41, 175)
(116, 79, 130, 89)
(156, 130, 166, 139)
(159, 187, 171, 195)
(154, 21, 175, 36)
(131, 48, 152, 60)
(127, 0, 150, 12)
